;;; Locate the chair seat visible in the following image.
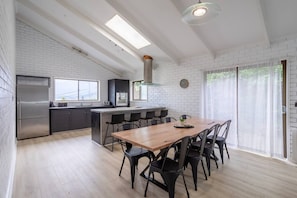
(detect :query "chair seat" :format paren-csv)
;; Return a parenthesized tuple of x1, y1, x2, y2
(125, 147, 150, 158)
(207, 135, 225, 142)
(192, 141, 212, 151)
(186, 149, 204, 159)
(151, 158, 179, 172)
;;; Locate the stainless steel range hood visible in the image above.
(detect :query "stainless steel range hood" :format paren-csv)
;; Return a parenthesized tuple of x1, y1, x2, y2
(143, 55, 153, 84)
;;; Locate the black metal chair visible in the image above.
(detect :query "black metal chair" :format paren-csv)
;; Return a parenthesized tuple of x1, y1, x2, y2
(185, 129, 209, 190)
(180, 114, 191, 120)
(119, 123, 153, 189)
(103, 114, 125, 151)
(207, 120, 231, 164)
(165, 117, 177, 123)
(125, 112, 141, 128)
(144, 136, 191, 198)
(155, 109, 168, 123)
(151, 119, 158, 125)
(140, 111, 155, 127)
(191, 124, 220, 176)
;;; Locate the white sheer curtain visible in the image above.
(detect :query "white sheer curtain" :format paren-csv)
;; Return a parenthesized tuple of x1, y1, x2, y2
(204, 63, 283, 158)
(238, 64, 283, 158)
(204, 68, 237, 147)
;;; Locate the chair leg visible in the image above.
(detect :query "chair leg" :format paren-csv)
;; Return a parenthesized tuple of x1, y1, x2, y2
(188, 159, 198, 190)
(225, 143, 230, 159)
(201, 159, 208, 180)
(119, 156, 126, 176)
(130, 159, 136, 189)
(111, 125, 115, 152)
(162, 174, 179, 198)
(213, 151, 218, 169)
(205, 155, 211, 176)
(218, 142, 224, 164)
(182, 173, 190, 198)
(103, 124, 110, 146)
(144, 170, 152, 197)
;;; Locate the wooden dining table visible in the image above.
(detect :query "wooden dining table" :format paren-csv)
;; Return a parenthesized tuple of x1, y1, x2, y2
(112, 117, 225, 192)
(112, 117, 225, 152)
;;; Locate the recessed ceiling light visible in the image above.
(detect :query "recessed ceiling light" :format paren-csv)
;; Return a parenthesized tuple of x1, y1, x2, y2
(106, 15, 151, 49)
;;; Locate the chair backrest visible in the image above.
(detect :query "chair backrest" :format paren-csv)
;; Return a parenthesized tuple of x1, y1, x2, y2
(160, 109, 168, 118)
(218, 120, 231, 139)
(161, 136, 190, 171)
(145, 111, 155, 119)
(208, 124, 221, 151)
(193, 129, 209, 157)
(121, 123, 135, 150)
(129, 112, 141, 122)
(165, 117, 176, 123)
(151, 119, 158, 125)
(111, 114, 125, 124)
(180, 114, 191, 120)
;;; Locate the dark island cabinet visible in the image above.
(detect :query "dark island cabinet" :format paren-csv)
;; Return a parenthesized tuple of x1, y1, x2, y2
(50, 108, 92, 133)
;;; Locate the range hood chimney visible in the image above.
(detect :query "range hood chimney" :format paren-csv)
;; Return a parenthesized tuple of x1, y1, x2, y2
(143, 55, 153, 84)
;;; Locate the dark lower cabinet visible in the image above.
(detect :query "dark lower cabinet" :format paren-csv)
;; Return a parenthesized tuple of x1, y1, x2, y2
(50, 108, 92, 133)
(91, 112, 100, 143)
(50, 109, 71, 132)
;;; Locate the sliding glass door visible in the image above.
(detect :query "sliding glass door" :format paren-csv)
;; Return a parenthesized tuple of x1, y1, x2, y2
(205, 62, 285, 158)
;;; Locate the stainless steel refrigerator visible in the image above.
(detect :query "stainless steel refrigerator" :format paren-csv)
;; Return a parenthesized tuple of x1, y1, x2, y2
(16, 75, 50, 140)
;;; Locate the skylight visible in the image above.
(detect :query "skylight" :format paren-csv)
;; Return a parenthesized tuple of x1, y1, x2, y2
(106, 15, 151, 49)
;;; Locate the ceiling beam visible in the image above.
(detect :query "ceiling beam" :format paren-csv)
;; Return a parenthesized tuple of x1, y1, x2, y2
(256, 0, 270, 47)
(17, 0, 137, 74)
(56, 0, 142, 63)
(106, 0, 181, 65)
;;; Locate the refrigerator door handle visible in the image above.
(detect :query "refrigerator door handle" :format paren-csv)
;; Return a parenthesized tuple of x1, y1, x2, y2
(17, 98, 22, 120)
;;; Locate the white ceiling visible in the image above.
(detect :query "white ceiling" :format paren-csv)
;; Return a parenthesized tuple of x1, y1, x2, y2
(15, 0, 297, 75)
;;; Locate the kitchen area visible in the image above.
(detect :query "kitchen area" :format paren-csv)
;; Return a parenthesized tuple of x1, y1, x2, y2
(16, 75, 163, 146)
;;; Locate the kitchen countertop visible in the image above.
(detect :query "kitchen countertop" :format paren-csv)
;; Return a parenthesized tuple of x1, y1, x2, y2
(49, 105, 113, 110)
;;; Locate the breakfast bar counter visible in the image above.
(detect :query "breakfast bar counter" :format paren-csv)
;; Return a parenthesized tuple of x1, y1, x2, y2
(91, 106, 166, 145)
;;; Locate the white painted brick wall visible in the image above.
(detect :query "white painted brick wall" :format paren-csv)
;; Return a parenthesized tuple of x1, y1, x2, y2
(127, 38, 297, 163)
(0, 0, 16, 197)
(16, 20, 120, 105)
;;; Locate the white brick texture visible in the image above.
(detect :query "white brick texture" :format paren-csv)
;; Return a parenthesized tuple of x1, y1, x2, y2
(0, 0, 16, 198)
(16, 20, 120, 104)
(127, 38, 297, 163)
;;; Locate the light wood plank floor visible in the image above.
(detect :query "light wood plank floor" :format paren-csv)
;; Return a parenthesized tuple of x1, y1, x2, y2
(13, 129, 297, 198)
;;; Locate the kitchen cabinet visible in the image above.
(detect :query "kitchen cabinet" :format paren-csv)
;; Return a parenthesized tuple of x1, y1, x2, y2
(108, 79, 130, 107)
(50, 109, 71, 132)
(50, 106, 109, 133)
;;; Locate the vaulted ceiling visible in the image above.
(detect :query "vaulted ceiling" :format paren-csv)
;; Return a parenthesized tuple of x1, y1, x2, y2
(16, 0, 297, 75)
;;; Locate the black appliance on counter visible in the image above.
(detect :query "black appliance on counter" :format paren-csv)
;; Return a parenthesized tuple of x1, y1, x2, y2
(108, 79, 130, 107)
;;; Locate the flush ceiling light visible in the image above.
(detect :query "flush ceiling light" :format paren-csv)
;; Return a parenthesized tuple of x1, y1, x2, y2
(106, 15, 151, 49)
(182, 0, 221, 25)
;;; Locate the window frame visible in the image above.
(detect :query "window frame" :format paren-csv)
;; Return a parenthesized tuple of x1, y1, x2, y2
(54, 77, 100, 102)
(132, 80, 147, 101)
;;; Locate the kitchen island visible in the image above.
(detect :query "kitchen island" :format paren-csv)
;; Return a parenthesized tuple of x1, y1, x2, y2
(91, 106, 166, 145)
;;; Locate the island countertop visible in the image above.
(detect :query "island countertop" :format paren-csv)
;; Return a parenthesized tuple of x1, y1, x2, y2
(90, 106, 165, 113)
(90, 106, 166, 145)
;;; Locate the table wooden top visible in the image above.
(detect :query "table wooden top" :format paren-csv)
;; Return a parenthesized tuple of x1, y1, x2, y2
(112, 117, 225, 152)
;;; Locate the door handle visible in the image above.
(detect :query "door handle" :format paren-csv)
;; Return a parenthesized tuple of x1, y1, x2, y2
(282, 105, 286, 114)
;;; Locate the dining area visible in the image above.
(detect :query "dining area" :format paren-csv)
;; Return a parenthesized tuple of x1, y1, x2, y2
(111, 115, 230, 198)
